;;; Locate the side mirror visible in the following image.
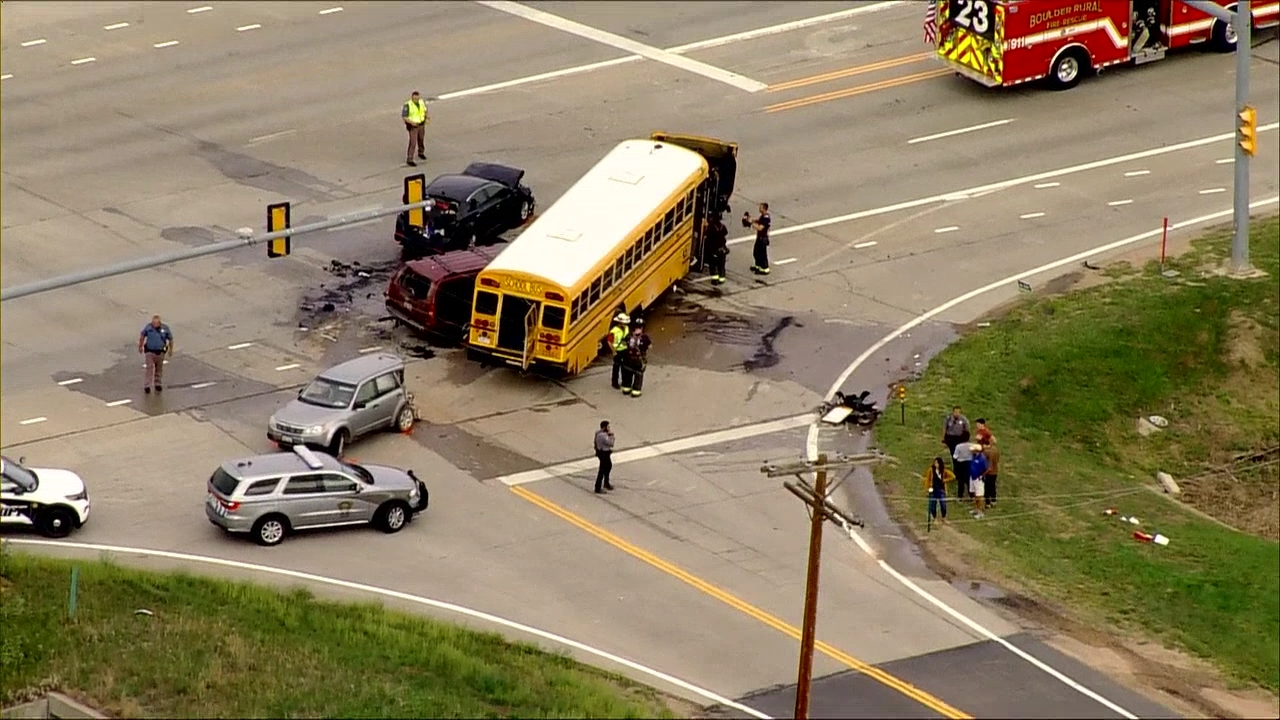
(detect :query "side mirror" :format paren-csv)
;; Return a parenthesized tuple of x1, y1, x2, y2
(353, 401, 367, 410)
(467, 199, 478, 210)
(18, 456, 26, 465)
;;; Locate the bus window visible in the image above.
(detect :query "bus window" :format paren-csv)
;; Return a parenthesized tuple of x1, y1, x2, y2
(676, 197, 687, 221)
(614, 257, 624, 282)
(663, 208, 675, 236)
(571, 296, 582, 323)
(644, 227, 655, 253)
(589, 277, 602, 304)
(541, 305, 567, 331)
(475, 291, 499, 316)
(603, 264, 614, 289)
(686, 189, 695, 205)
(624, 244, 636, 271)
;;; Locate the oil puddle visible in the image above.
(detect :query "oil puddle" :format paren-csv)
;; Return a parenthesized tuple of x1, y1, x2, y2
(744, 316, 799, 371)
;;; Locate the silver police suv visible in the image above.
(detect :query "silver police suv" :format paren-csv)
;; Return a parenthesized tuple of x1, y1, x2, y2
(205, 445, 429, 546)
(268, 353, 416, 456)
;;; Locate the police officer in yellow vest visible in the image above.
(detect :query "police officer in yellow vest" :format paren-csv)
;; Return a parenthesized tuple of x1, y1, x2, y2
(608, 312, 630, 390)
(402, 91, 430, 167)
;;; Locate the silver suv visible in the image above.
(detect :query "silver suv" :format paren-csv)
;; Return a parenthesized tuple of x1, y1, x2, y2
(205, 445, 429, 546)
(268, 353, 416, 456)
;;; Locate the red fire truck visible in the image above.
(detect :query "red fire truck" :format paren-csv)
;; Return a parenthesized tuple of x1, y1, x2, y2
(927, 0, 1279, 89)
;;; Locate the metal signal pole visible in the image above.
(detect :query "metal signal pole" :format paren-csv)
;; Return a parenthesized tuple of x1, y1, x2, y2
(762, 450, 896, 719)
(1232, 0, 1253, 274)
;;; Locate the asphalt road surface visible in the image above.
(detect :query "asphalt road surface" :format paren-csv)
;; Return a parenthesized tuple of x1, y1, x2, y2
(3, 2, 1278, 718)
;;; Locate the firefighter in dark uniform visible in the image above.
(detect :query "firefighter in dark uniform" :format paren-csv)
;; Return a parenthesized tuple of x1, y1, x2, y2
(704, 212, 729, 285)
(621, 318, 652, 398)
(743, 202, 772, 275)
(608, 312, 630, 389)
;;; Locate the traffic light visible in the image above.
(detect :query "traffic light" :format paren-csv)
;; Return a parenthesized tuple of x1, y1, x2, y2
(896, 384, 907, 401)
(405, 174, 426, 229)
(267, 202, 291, 258)
(1238, 105, 1257, 157)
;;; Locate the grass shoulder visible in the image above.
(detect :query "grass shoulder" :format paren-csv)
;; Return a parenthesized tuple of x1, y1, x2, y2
(0, 550, 681, 719)
(872, 216, 1280, 707)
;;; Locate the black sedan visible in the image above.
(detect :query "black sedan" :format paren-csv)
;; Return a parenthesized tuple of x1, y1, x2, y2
(395, 162, 535, 260)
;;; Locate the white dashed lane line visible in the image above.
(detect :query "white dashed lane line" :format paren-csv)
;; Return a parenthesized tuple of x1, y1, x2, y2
(153, 40, 181, 49)
(70, 57, 97, 65)
(18, 417, 48, 426)
(227, 342, 254, 350)
(1019, 212, 1046, 219)
(103, 22, 131, 30)
(1124, 169, 1151, 177)
(1216, 158, 1235, 164)
(906, 118, 1015, 145)
(275, 363, 302, 372)
(1108, 199, 1134, 206)
(1034, 182, 1060, 189)
(191, 382, 217, 389)
(853, 240, 878, 249)
(319, 6, 344, 15)
(358, 346, 382, 354)
(1, 74, 13, 81)
(773, 257, 797, 266)
(933, 225, 960, 234)
(57, 378, 84, 386)
(1199, 187, 1227, 195)
(237, 24, 262, 32)
(20, 38, 48, 47)
(105, 399, 133, 408)
(186, 5, 214, 14)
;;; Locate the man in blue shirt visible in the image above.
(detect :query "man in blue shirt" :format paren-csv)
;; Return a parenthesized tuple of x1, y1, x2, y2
(137, 315, 173, 393)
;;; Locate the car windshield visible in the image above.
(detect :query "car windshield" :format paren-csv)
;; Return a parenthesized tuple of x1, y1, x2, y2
(340, 460, 374, 484)
(298, 378, 357, 409)
(1, 456, 38, 491)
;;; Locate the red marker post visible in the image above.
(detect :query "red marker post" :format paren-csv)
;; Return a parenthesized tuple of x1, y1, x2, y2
(1159, 216, 1169, 270)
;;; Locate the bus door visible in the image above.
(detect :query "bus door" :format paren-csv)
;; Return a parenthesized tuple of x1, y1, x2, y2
(496, 293, 538, 357)
(1131, 0, 1167, 62)
(521, 303, 538, 371)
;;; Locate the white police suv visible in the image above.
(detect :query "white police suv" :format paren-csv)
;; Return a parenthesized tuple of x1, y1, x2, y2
(1, 455, 90, 538)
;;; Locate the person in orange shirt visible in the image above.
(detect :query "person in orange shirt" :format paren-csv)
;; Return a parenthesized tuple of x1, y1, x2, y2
(922, 457, 955, 529)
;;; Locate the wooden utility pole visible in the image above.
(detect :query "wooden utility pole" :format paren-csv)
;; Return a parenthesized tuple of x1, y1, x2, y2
(762, 451, 896, 720)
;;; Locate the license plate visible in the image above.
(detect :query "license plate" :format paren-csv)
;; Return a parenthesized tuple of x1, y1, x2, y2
(281, 435, 301, 444)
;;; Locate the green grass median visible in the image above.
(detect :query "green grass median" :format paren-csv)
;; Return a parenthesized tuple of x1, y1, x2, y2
(0, 551, 679, 718)
(873, 215, 1280, 694)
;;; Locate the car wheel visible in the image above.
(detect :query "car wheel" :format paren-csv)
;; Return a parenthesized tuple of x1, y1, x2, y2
(375, 501, 411, 533)
(395, 405, 415, 433)
(252, 515, 289, 546)
(1047, 48, 1088, 90)
(329, 430, 349, 457)
(35, 507, 76, 538)
(519, 198, 534, 223)
(1210, 17, 1238, 52)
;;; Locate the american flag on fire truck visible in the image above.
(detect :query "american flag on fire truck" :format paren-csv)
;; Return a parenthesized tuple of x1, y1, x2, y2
(922, 1, 937, 44)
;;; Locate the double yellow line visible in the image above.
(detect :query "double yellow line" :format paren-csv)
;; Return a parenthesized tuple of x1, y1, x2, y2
(765, 51, 951, 113)
(512, 485, 971, 719)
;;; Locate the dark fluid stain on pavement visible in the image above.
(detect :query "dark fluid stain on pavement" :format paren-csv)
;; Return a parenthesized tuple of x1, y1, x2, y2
(55, 351, 277, 418)
(294, 259, 398, 331)
(193, 138, 352, 204)
(410, 421, 542, 481)
(743, 315, 799, 371)
(159, 226, 222, 247)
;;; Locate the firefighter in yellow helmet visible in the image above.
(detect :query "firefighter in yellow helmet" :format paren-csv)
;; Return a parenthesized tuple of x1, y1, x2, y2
(608, 312, 630, 390)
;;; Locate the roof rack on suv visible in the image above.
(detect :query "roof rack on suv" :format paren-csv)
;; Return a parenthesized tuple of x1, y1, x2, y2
(292, 445, 325, 470)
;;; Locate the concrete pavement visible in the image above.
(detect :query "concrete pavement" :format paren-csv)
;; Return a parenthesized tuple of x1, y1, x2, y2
(4, 1, 1277, 717)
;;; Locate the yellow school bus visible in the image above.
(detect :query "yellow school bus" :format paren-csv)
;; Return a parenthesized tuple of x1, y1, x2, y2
(465, 133, 738, 376)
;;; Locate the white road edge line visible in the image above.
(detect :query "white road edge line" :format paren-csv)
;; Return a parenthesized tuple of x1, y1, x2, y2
(191, 382, 217, 389)
(907, 118, 1014, 145)
(436, 2, 899, 101)
(4, 538, 772, 720)
(105, 399, 133, 407)
(806, 195, 1280, 720)
(727, 123, 1276, 247)
(475, 0, 768, 93)
(70, 57, 97, 65)
(103, 22, 130, 30)
(227, 342, 254, 350)
(1123, 170, 1151, 177)
(1199, 187, 1227, 195)
(237, 23, 262, 32)
(275, 363, 301, 372)
(20, 38, 48, 47)
(1019, 212, 1045, 219)
(18, 417, 48, 426)
(497, 414, 812, 486)
(56, 378, 84, 386)
(319, 6, 344, 15)
(153, 40, 181, 48)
